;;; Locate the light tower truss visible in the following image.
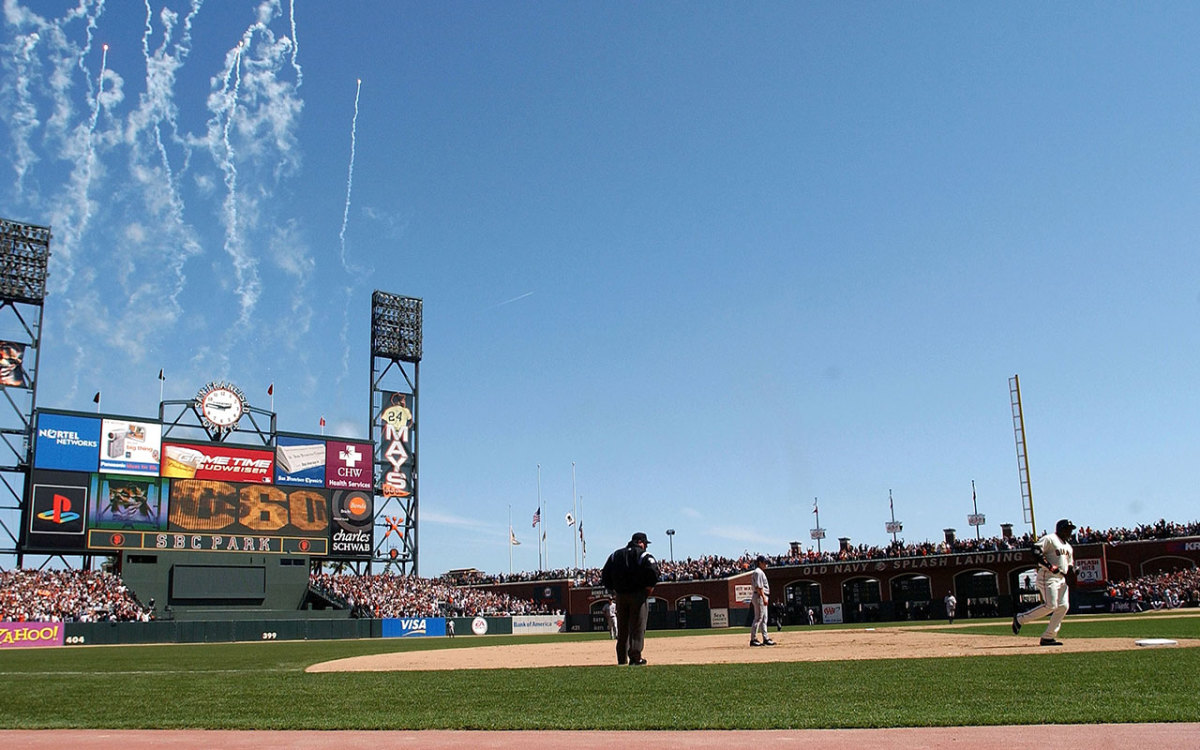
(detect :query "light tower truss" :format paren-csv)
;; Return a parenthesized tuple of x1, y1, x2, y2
(0, 217, 51, 567)
(369, 291, 422, 576)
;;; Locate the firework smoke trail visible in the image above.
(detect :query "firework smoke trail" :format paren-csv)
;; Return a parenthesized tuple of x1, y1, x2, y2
(339, 78, 361, 268)
(288, 0, 302, 87)
(5, 31, 42, 193)
(217, 40, 261, 327)
(335, 78, 363, 385)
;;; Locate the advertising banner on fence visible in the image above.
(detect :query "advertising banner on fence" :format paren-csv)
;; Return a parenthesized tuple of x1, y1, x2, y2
(161, 442, 274, 484)
(822, 603, 844, 625)
(167, 479, 329, 554)
(329, 489, 372, 558)
(512, 614, 565, 635)
(0, 622, 64, 649)
(275, 436, 326, 487)
(382, 617, 446, 638)
(99, 419, 162, 476)
(1075, 558, 1106, 584)
(24, 470, 89, 551)
(34, 413, 101, 473)
(325, 440, 373, 490)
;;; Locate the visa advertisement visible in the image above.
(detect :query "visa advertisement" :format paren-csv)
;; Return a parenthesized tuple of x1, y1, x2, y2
(161, 442, 274, 484)
(98, 419, 162, 476)
(382, 617, 447, 638)
(33, 413, 101, 473)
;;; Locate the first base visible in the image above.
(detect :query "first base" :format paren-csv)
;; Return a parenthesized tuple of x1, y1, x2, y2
(1134, 638, 1178, 647)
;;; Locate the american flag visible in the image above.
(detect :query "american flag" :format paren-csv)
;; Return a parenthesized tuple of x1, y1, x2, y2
(532, 507, 541, 527)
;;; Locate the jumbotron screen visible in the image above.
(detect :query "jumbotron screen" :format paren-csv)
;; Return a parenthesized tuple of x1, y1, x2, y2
(22, 410, 373, 558)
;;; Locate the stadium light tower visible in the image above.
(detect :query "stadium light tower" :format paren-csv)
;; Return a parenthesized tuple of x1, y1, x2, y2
(0, 217, 51, 567)
(370, 291, 422, 576)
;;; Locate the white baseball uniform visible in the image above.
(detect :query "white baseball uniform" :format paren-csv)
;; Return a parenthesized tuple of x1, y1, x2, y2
(1017, 531, 1074, 639)
(750, 566, 770, 642)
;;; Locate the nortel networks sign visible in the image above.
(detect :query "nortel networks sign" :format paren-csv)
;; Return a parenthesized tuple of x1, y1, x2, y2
(382, 617, 447, 638)
(34, 413, 101, 472)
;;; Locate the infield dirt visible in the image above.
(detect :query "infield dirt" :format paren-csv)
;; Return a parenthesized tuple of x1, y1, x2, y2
(307, 620, 1200, 673)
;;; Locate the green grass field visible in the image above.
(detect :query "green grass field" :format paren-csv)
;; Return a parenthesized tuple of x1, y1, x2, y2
(1, 613, 1198, 729)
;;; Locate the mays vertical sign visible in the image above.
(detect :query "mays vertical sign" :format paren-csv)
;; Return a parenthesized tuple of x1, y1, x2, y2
(377, 392, 414, 499)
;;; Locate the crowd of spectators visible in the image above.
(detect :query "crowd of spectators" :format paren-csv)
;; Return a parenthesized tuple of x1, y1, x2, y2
(0, 568, 152, 622)
(1106, 568, 1200, 612)
(4, 518, 1198, 623)
(309, 572, 556, 619)
(457, 518, 1200, 585)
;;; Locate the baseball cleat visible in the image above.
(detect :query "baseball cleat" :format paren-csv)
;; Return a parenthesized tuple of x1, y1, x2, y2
(749, 640, 763, 647)
(1039, 638, 1063, 646)
(1011, 614, 1021, 635)
(763, 639, 777, 646)
(630, 658, 648, 665)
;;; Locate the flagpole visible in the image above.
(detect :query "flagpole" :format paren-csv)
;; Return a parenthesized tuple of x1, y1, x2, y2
(158, 369, 164, 404)
(814, 497, 821, 556)
(537, 464, 543, 572)
(579, 494, 585, 570)
(508, 505, 513, 575)
(571, 461, 579, 573)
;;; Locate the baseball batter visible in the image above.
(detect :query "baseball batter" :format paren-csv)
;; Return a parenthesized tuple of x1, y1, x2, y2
(1012, 518, 1076, 646)
(749, 555, 776, 646)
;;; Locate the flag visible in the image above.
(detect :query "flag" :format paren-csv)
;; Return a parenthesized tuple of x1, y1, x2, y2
(158, 369, 164, 381)
(579, 522, 585, 554)
(319, 416, 326, 427)
(532, 507, 541, 527)
(509, 527, 520, 546)
(93, 392, 100, 404)
(812, 498, 819, 514)
(267, 383, 274, 396)
(565, 512, 575, 526)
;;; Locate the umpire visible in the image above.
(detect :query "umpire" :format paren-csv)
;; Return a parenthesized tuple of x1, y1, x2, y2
(601, 531, 660, 666)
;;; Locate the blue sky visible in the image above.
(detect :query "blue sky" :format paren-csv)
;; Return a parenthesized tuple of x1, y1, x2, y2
(3, 2, 1199, 576)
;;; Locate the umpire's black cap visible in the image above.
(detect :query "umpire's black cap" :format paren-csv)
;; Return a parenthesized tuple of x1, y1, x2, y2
(630, 532, 651, 545)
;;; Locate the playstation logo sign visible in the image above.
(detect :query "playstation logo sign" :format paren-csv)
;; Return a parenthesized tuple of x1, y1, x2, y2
(30, 483, 87, 535)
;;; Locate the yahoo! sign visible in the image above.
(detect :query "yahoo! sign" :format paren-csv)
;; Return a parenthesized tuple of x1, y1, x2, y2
(0, 622, 64, 649)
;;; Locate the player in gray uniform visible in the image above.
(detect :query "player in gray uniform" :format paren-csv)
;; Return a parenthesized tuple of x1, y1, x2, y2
(1012, 518, 1077, 646)
(749, 555, 776, 646)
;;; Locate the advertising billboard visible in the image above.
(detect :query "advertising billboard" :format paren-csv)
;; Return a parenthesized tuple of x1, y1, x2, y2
(33, 413, 101, 473)
(325, 439, 372, 490)
(98, 419, 162, 476)
(0, 341, 27, 388)
(165, 479, 329, 555)
(329, 489, 373, 558)
(274, 435, 326, 487)
(0, 622, 64, 649)
(377, 391, 414, 498)
(24, 470, 90, 551)
(161, 442, 274, 484)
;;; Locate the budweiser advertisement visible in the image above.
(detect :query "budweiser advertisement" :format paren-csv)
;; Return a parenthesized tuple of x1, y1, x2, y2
(160, 442, 274, 484)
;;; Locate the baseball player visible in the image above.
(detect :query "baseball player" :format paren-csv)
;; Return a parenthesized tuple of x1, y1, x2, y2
(749, 555, 776, 646)
(1012, 518, 1077, 646)
(944, 590, 957, 624)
